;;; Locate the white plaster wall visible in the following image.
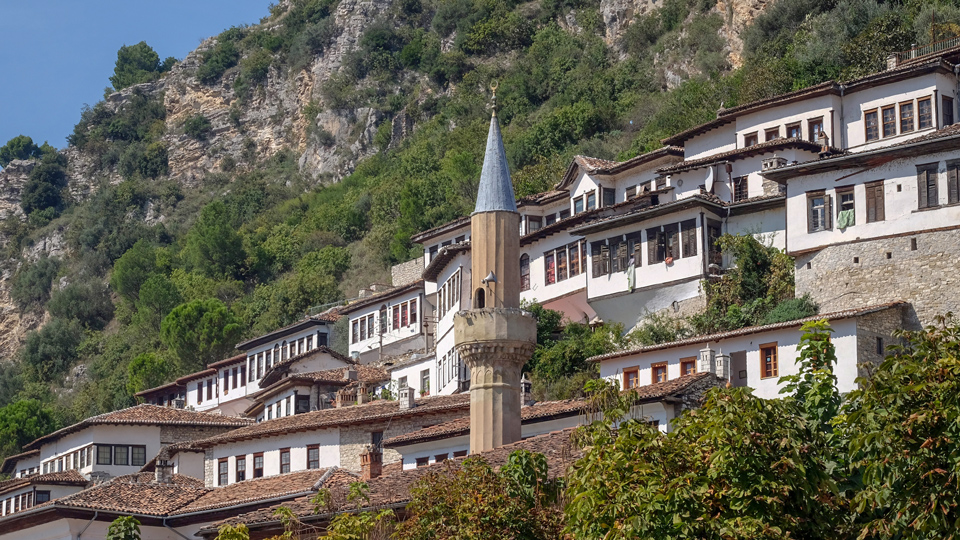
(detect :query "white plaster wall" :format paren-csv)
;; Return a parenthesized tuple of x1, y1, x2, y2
(845, 74, 953, 150)
(786, 148, 960, 253)
(39, 425, 162, 478)
(683, 124, 738, 160)
(735, 95, 839, 146)
(599, 319, 860, 399)
(521, 231, 587, 308)
(726, 208, 787, 251)
(348, 288, 424, 358)
(260, 384, 313, 419)
(174, 451, 205, 480)
(11, 455, 40, 478)
(570, 170, 599, 200)
(423, 227, 471, 267)
(208, 428, 340, 486)
(0, 484, 83, 517)
(391, 356, 436, 396)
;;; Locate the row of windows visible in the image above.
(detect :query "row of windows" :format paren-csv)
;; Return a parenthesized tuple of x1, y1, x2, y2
(623, 358, 697, 390)
(437, 350, 463, 391)
(414, 450, 468, 468)
(42, 445, 93, 474)
(96, 444, 147, 467)
(524, 209, 571, 234)
(589, 219, 700, 278)
(222, 365, 247, 396)
(744, 117, 824, 147)
(437, 269, 461, 319)
(2, 490, 49, 517)
(246, 333, 327, 382)
(426, 235, 467, 262)
(397, 369, 431, 395)
(264, 394, 311, 421)
(864, 95, 946, 142)
(351, 300, 420, 344)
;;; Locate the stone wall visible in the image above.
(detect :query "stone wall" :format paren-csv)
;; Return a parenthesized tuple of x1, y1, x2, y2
(391, 257, 424, 287)
(338, 409, 467, 472)
(795, 227, 960, 330)
(855, 306, 905, 379)
(671, 374, 726, 418)
(203, 448, 216, 488)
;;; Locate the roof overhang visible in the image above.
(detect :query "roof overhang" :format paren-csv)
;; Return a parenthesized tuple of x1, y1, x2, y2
(235, 319, 331, 351)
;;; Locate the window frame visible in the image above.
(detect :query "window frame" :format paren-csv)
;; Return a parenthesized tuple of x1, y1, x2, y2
(307, 445, 320, 470)
(602, 187, 616, 207)
(865, 180, 886, 223)
(881, 105, 896, 138)
(131, 445, 146, 467)
(236, 455, 247, 482)
(218, 458, 229, 486)
(807, 191, 832, 232)
(97, 444, 112, 466)
(253, 452, 264, 478)
(623, 367, 639, 390)
(416, 457, 429, 468)
(807, 118, 824, 142)
(943, 95, 955, 127)
(836, 186, 855, 225)
(900, 101, 915, 133)
(280, 448, 291, 474)
(864, 108, 879, 141)
(760, 342, 779, 379)
(732, 176, 749, 202)
(786, 122, 801, 139)
(918, 97, 933, 129)
(947, 160, 960, 205)
(764, 127, 780, 141)
(744, 132, 758, 147)
(917, 163, 940, 209)
(651, 362, 668, 384)
(113, 445, 129, 467)
(680, 357, 697, 376)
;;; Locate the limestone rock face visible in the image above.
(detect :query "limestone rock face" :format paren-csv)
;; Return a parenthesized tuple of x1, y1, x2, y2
(0, 160, 33, 221)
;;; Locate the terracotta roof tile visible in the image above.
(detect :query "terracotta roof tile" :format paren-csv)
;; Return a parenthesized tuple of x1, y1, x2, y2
(657, 138, 836, 174)
(24, 404, 252, 450)
(57, 473, 209, 516)
(192, 394, 471, 448)
(384, 399, 585, 447)
(422, 242, 470, 281)
(259, 346, 357, 386)
(589, 302, 906, 363)
(172, 469, 339, 515)
(0, 470, 89, 496)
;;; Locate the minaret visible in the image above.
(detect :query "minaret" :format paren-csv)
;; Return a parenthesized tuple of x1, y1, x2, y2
(454, 85, 537, 453)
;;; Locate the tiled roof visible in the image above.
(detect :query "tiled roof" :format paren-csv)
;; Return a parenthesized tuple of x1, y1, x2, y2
(254, 366, 391, 407)
(24, 404, 253, 450)
(384, 399, 584, 447)
(589, 301, 906, 363)
(0, 448, 40, 475)
(0, 470, 88, 496)
(191, 393, 471, 448)
(171, 468, 349, 515)
(422, 242, 470, 281)
(336, 280, 425, 316)
(203, 428, 580, 533)
(517, 190, 568, 207)
(656, 138, 835, 174)
(134, 379, 185, 398)
(259, 346, 357, 386)
(208, 353, 248, 369)
(382, 351, 434, 372)
(57, 473, 208, 516)
(410, 216, 471, 244)
(555, 148, 684, 190)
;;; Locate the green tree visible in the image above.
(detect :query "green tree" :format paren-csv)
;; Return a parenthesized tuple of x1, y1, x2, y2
(183, 114, 213, 140)
(47, 281, 115, 330)
(21, 152, 68, 216)
(106, 515, 142, 540)
(844, 315, 960, 539)
(111, 239, 159, 304)
(182, 201, 246, 278)
(134, 274, 182, 331)
(126, 352, 171, 396)
(565, 380, 844, 539)
(110, 42, 174, 91)
(160, 298, 243, 373)
(0, 400, 57, 461)
(214, 523, 250, 540)
(19, 318, 84, 382)
(779, 319, 841, 432)
(10, 257, 59, 310)
(396, 451, 564, 539)
(0, 135, 41, 166)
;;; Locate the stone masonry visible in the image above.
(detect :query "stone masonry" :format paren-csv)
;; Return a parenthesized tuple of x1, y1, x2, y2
(855, 305, 906, 379)
(795, 227, 960, 330)
(670, 374, 726, 418)
(337, 408, 468, 472)
(391, 257, 424, 287)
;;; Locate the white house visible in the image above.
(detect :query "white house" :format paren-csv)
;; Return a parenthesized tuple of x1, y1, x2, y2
(339, 281, 428, 365)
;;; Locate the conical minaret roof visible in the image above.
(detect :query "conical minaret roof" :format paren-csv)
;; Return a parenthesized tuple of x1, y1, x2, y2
(473, 111, 517, 214)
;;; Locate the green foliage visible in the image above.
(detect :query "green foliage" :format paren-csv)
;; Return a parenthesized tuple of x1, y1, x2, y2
(183, 113, 213, 140)
(182, 201, 246, 278)
(106, 516, 142, 540)
(844, 315, 960, 539)
(126, 352, 170, 396)
(762, 293, 818, 324)
(110, 41, 175, 91)
(47, 281, 115, 330)
(20, 318, 84, 382)
(779, 319, 841, 432)
(214, 524, 250, 540)
(160, 298, 243, 374)
(11, 257, 59, 310)
(198, 31, 242, 84)
(566, 382, 844, 539)
(135, 274, 183, 331)
(396, 450, 564, 539)
(22, 152, 69, 217)
(628, 310, 691, 345)
(0, 400, 57, 462)
(111, 239, 160, 303)
(531, 320, 626, 382)
(0, 135, 42, 166)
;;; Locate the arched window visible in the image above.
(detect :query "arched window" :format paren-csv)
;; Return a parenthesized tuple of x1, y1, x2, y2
(475, 288, 485, 309)
(379, 305, 387, 334)
(520, 255, 530, 292)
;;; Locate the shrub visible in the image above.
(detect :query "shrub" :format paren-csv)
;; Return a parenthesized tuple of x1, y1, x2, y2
(628, 311, 691, 345)
(11, 257, 59, 310)
(20, 318, 84, 382)
(0, 135, 41, 166)
(181, 201, 246, 278)
(763, 294, 818, 324)
(21, 153, 69, 215)
(0, 400, 57, 461)
(197, 39, 240, 85)
(287, 18, 341, 72)
(110, 41, 174, 91)
(47, 281, 115, 330)
(183, 114, 213, 140)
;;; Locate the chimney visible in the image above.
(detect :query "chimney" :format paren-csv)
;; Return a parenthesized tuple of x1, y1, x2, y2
(344, 367, 358, 381)
(356, 382, 368, 405)
(715, 351, 730, 381)
(360, 444, 382, 481)
(398, 386, 416, 410)
(698, 345, 716, 375)
(155, 458, 174, 484)
(761, 154, 787, 171)
(886, 53, 899, 71)
(520, 373, 534, 407)
(818, 132, 833, 158)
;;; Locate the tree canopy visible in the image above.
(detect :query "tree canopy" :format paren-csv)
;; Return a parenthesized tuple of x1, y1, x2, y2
(160, 298, 243, 374)
(0, 135, 51, 167)
(0, 400, 57, 460)
(110, 41, 176, 91)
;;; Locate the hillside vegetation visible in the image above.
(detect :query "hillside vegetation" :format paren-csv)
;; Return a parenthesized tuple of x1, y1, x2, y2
(0, 0, 955, 462)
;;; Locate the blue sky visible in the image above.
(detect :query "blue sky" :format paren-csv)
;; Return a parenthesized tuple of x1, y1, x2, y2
(0, 1, 270, 149)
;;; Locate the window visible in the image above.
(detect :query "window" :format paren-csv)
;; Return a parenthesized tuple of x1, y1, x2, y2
(882, 106, 896, 137)
(307, 445, 320, 469)
(866, 181, 885, 223)
(876, 337, 885, 355)
(401, 302, 409, 327)
(808, 117, 824, 142)
(944, 96, 954, 127)
(207, 379, 213, 401)
(367, 316, 374, 339)
(544, 251, 555, 285)
(379, 306, 387, 334)
(416, 457, 429, 468)
(900, 102, 914, 133)
(280, 448, 291, 474)
(918, 98, 933, 129)
(591, 241, 609, 277)
(864, 109, 879, 141)
(410, 299, 418, 324)
(732, 176, 748, 202)
(544, 213, 556, 226)
(744, 132, 758, 147)
(573, 197, 584, 214)
(435, 454, 449, 462)
(318, 333, 328, 347)
(602, 187, 615, 207)
(372, 431, 384, 450)
(623, 368, 639, 390)
(114, 446, 129, 466)
(680, 219, 697, 258)
(807, 192, 832, 232)
(34, 491, 50, 504)
(527, 216, 542, 232)
(652, 362, 668, 384)
(609, 237, 627, 273)
(358, 317, 367, 342)
(520, 255, 530, 291)
(131, 446, 146, 467)
(559, 209, 570, 220)
(420, 369, 430, 395)
(837, 187, 855, 227)
(568, 242, 582, 276)
(428, 245, 438, 262)
(253, 453, 264, 478)
(647, 224, 679, 264)
(393, 305, 400, 330)
(586, 191, 596, 211)
(267, 407, 273, 420)
(764, 127, 780, 141)
(240, 365, 246, 387)
(306, 335, 313, 350)
(625, 185, 637, 200)
(232, 367, 238, 389)
(917, 163, 939, 209)
(296, 394, 310, 414)
(233, 455, 246, 482)
(218, 459, 229, 486)
(786, 123, 801, 138)
(760, 343, 778, 378)
(947, 161, 960, 205)
(680, 358, 696, 376)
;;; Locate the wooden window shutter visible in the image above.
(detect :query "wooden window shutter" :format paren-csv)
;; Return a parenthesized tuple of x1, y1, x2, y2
(824, 195, 833, 229)
(918, 169, 929, 209)
(807, 197, 814, 233)
(875, 184, 885, 221)
(617, 242, 628, 271)
(646, 228, 659, 263)
(680, 219, 697, 257)
(625, 232, 642, 266)
(600, 244, 610, 274)
(948, 163, 959, 204)
(607, 237, 622, 272)
(591, 241, 604, 277)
